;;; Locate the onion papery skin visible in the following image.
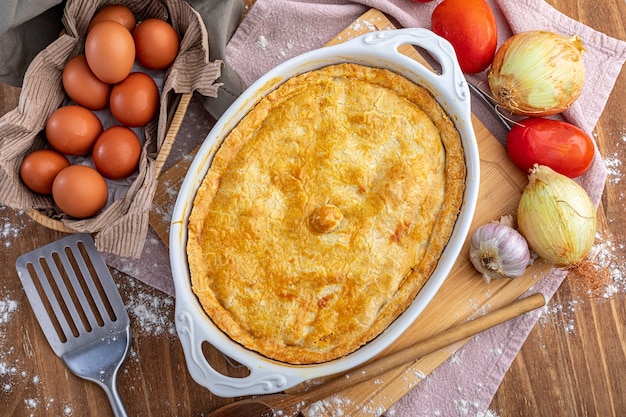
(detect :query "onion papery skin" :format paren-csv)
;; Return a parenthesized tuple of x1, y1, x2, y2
(488, 30, 586, 117)
(517, 165, 596, 267)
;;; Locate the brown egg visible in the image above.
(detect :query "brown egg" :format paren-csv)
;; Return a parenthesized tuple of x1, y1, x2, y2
(110, 72, 159, 127)
(45, 105, 103, 156)
(88, 4, 136, 33)
(85, 20, 135, 84)
(133, 18, 179, 70)
(52, 165, 108, 219)
(19, 149, 70, 194)
(62, 55, 111, 110)
(92, 126, 142, 180)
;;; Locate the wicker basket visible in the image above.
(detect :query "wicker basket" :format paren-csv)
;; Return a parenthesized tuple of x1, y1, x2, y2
(0, 0, 221, 258)
(27, 92, 192, 233)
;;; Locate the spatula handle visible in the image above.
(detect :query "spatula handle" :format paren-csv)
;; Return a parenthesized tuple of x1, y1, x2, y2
(101, 377, 128, 417)
(299, 293, 546, 405)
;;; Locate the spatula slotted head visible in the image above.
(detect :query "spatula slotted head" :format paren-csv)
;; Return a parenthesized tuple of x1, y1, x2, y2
(15, 233, 129, 357)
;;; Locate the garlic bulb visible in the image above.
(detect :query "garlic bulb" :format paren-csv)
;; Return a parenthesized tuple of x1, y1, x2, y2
(488, 30, 586, 116)
(517, 164, 596, 266)
(469, 215, 531, 284)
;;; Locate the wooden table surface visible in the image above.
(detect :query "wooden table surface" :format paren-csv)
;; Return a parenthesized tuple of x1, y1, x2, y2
(1, 0, 625, 416)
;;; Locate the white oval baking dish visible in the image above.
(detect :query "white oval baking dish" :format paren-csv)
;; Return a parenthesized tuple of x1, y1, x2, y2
(170, 28, 480, 398)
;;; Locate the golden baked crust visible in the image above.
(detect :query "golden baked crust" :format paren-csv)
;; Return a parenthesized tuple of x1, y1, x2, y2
(187, 63, 465, 364)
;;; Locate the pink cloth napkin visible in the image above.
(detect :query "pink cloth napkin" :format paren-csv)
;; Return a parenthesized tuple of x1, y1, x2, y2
(104, 0, 626, 414)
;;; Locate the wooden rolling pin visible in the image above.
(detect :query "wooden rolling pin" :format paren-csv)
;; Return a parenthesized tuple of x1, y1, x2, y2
(207, 293, 547, 417)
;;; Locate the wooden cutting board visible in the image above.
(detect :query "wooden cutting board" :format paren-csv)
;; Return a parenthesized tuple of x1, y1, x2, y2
(149, 9, 554, 416)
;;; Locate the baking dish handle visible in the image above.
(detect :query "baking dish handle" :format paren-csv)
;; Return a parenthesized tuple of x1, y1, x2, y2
(175, 304, 304, 397)
(341, 28, 470, 107)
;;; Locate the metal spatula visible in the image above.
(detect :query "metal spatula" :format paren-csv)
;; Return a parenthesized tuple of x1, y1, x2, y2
(15, 233, 131, 417)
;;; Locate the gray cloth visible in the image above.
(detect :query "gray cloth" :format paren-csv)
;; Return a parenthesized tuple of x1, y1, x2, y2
(186, 0, 246, 118)
(0, 1, 65, 86)
(0, 0, 244, 119)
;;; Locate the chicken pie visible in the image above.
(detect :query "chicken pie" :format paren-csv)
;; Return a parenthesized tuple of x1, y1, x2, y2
(187, 63, 465, 364)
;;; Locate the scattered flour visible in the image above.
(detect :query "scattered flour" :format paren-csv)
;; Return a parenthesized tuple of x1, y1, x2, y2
(604, 155, 623, 185)
(534, 231, 626, 342)
(24, 398, 38, 410)
(117, 272, 177, 337)
(1, 131, 624, 417)
(530, 129, 626, 339)
(0, 207, 27, 248)
(603, 130, 626, 187)
(0, 243, 177, 415)
(488, 344, 503, 356)
(452, 397, 482, 415)
(0, 288, 75, 416)
(0, 293, 21, 395)
(256, 35, 269, 50)
(0, 296, 18, 325)
(594, 231, 626, 295)
(349, 18, 378, 33)
(477, 411, 501, 417)
(306, 394, 387, 417)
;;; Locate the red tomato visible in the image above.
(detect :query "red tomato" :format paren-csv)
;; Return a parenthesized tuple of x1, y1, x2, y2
(431, 0, 497, 74)
(506, 117, 595, 178)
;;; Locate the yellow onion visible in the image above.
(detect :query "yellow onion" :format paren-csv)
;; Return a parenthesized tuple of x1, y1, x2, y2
(488, 30, 586, 116)
(517, 165, 596, 266)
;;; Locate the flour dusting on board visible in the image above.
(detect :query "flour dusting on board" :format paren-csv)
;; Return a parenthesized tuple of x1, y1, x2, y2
(332, 16, 386, 44)
(350, 17, 377, 32)
(306, 394, 389, 416)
